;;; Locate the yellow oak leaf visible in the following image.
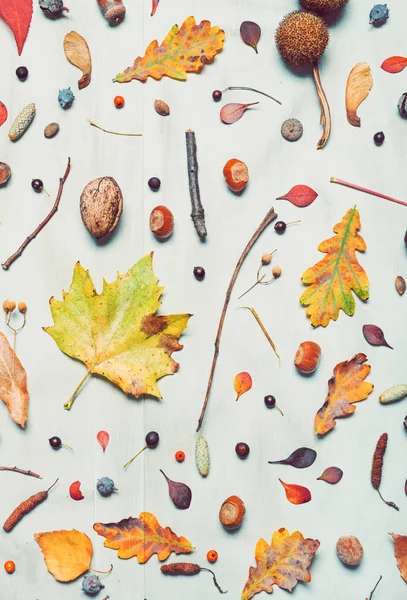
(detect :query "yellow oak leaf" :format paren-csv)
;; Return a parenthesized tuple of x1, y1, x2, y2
(114, 16, 225, 83)
(300, 207, 369, 327)
(44, 253, 191, 410)
(93, 512, 194, 563)
(314, 353, 374, 435)
(0, 330, 29, 427)
(242, 528, 320, 599)
(34, 529, 92, 582)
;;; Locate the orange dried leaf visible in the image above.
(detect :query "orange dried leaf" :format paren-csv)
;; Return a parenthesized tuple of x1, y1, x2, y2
(381, 56, 407, 74)
(390, 533, 407, 583)
(34, 529, 92, 582)
(234, 371, 252, 401)
(314, 353, 373, 436)
(279, 479, 311, 504)
(0, 330, 29, 427)
(300, 207, 369, 327)
(114, 16, 224, 83)
(242, 528, 320, 599)
(93, 512, 194, 563)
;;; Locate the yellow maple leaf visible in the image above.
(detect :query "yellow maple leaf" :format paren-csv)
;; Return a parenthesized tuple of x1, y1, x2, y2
(299, 207, 369, 327)
(242, 528, 320, 599)
(0, 330, 29, 427)
(114, 16, 225, 83)
(34, 529, 92, 582)
(93, 512, 194, 563)
(44, 253, 191, 410)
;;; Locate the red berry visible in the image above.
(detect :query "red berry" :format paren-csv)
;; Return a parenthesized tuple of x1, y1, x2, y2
(212, 90, 222, 102)
(16, 66, 28, 81)
(373, 131, 385, 146)
(264, 395, 276, 408)
(207, 550, 218, 563)
(235, 442, 250, 459)
(49, 436, 62, 449)
(148, 177, 161, 191)
(193, 266, 205, 281)
(4, 561, 15, 574)
(175, 450, 185, 462)
(274, 221, 287, 234)
(114, 96, 125, 108)
(31, 179, 44, 192)
(145, 431, 159, 448)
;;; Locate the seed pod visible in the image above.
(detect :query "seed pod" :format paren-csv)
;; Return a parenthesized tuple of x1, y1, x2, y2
(3, 479, 58, 532)
(395, 276, 406, 296)
(379, 384, 407, 404)
(371, 433, 387, 490)
(80, 176, 123, 239)
(8, 103, 35, 141)
(154, 99, 170, 116)
(44, 122, 60, 138)
(195, 436, 210, 477)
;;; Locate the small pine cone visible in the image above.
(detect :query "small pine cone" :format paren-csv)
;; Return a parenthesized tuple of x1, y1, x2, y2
(195, 436, 210, 477)
(371, 432, 388, 490)
(8, 103, 36, 142)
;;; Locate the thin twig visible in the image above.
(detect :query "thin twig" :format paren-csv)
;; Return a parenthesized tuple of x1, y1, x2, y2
(367, 575, 382, 600)
(2, 158, 71, 270)
(312, 63, 331, 150)
(196, 207, 278, 432)
(222, 86, 282, 105)
(185, 130, 207, 239)
(237, 273, 266, 299)
(330, 177, 407, 208)
(378, 489, 399, 511)
(0, 466, 42, 479)
(240, 306, 280, 364)
(88, 119, 142, 136)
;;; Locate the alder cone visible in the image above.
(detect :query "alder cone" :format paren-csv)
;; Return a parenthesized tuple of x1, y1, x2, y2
(80, 176, 123, 239)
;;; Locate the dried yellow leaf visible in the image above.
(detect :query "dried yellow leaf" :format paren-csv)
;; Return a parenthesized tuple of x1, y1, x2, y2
(34, 529, 92, 582)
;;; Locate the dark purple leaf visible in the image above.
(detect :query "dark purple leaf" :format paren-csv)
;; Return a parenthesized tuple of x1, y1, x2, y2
(240, 21, 261, 54)
(160, 469, 191, 509)
(317, 466, 343, 484)
(362, 324, 393, 349)
(276, 185, 318, 207)
(268, 447, 317, 469)
(220, 102, 259, 125)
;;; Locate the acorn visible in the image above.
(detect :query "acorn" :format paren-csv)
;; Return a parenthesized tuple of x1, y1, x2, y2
(219, 495, 246, 531)
(299, 0, 349, 14)
(149, 205, 174, 239)
(294, 341, 321, 375)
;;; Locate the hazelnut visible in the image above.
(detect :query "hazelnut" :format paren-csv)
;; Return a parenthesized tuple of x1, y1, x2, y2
(80, 176, 123, 239)
(149, 205, 174, 239)
(219, 495, 246, 531)
(223, 159, 249, 193)
(294, 341, 321, 375)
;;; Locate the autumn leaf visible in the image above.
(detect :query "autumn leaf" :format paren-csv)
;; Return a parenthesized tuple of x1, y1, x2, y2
(44, 253, 191, 410)
(63, 31, 92, 90)
(381, 56, 407, 74)
(276, 184, 318, 207)
(34, 529, 92, 582)
(114, 16, 225, 82)
(93, 512, 194, 563)
(390, 533, 407, 583)
(0, 330, 29, 427)
(234, 372, 252, 401)
(242, 528, 320, 599)
(0, 0, 33, 55)
(300, 207, 369, 327)
(314, 353, 374, 436)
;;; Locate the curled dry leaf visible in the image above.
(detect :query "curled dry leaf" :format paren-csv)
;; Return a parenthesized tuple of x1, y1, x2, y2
(279, 479, 311, 504)
(317, 466, 343, 484)
(220, 102, 259, 125)
(234, 371, 252, 401)
(34, 529, 92, 582)
(240, 21, 261, 53)
(389, 533, 407, 583)
(97, 430, 110, 452)
(268, 447, 317, 469)
(0, 330, 29, 427)
(362, 324, 393, 349)
(346, 62, 373, 127)
(242, 528, 320, 599)
(395, 275, 406, 296)
(0, 101, 8, 127)
(69, 481, 84, 501)
(381, 56, 407, 74)
(276, 184, 318, 208)
(63, 31, 92, 90)
(314, 353, 373, 435)
(0, 0, 33, 55)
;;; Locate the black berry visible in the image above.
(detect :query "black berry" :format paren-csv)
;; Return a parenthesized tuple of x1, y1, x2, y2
(274, 221, 287, 234)
(373, 131, 385, 146)
(31, 179, 44, 193)
(235, 442, 250, 459)
(212, 90, 222, 102)
(193, 266, 205, 281)
(145, 431, 159, 448)
(16, 66, 28, 81)
(148, 177, 161, 191)
(49, 436, 62, 450)
(264, 395, 276, 408)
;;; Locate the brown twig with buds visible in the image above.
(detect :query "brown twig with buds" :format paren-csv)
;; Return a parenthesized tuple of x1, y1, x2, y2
(0, 466, 42, 479)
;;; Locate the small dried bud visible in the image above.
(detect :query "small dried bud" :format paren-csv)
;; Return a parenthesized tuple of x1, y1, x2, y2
(272, 265, 282, 278)
(8, 301, 16, 312)
(2, 300, 11, 313)
(18, 302, 27, 314)
(262, 253, 272, 265)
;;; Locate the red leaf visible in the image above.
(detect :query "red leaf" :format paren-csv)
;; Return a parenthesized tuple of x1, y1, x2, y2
(69, 481, 84, 501)
(317, 466, 343, 484)
(220, 102, 259, 125)
(381, 56, 407, 74)
(240, 21, 261, 54)
(276, 185, 318, 208)
(97, 430, 110, 452)
(0, 0, 33, 55)
(0, 101, 7, 127)
(362, 324, 393, 349)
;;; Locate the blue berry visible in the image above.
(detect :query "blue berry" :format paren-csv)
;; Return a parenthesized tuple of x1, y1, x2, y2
(369, 4, 389, 26)
(96, 477, 117, 497)
(82, 574, 104, 596)
(58, 87, 75, 109)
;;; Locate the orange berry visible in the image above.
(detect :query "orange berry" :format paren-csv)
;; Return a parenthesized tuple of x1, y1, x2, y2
(114, 96, 125, 108)
(206, 550, 218, 563)
(4, 560, 15, 573)
(175, 450, 185, 463)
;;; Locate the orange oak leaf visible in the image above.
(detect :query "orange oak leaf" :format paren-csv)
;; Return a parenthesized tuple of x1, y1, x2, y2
(114, 16, 225, 83)
(390, 533, 407, 583)
(93, 512, 194, 563)
(34, 529, 92, 582)
(242, 528, 320, 599)
(0, 330, 29, 427)
(0, 0, 33, 55)
(314, 353, 373, 436)
(300, 207, 369, 327)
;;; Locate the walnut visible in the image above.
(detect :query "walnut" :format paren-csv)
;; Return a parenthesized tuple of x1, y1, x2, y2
(80, 176, 123, 239)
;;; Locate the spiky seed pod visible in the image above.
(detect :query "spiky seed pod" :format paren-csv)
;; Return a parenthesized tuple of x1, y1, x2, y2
(195, 436, 210, 477)
(371, 433, 387, 490)
(379, 384, 407, 404)
(299, 0, 349, 15)
(275, 11, 329, 67)
(8, 103, 36, 142)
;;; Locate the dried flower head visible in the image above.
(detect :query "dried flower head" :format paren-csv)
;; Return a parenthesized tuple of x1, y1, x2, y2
(272, 265, 282, 278)
(262, 253, 273, 265)
(275, 11, 329, 67)
(18, 302, 27, 314)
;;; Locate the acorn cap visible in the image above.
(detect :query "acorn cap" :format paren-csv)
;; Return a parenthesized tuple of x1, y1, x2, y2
(275, 10, 329, 67)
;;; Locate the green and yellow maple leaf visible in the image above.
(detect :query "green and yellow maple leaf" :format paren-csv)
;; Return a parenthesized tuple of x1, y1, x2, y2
(44, 253, 191, 410)
(299, 207, 369, 327)
(114, 16, 225, 83)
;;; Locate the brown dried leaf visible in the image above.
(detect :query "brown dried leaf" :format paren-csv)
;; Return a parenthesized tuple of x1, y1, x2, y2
(0, 330, 29, 427)
(346, 62, 373, 127)
(390, 533, 407, 583)
(240, 21, 261, 53)
(63, 31, 92, 90)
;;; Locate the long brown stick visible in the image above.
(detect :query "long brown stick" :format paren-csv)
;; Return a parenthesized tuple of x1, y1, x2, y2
(312, 63, 331, 150)
(2, 158, 71, 270)
(185, 130, 207, 239)
(0, 466, 42, 479)
(367, 575, 382, 600)
(196, 207, 277, 432)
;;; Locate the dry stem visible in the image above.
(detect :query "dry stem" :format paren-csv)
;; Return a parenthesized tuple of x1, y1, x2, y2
(88, 119, 142, 136)
(185, 130, 207, 239)
(312, 63, 331, 150)
(196, 207, 277, 432)
(367, 575, 382, 600)
(331, 177, 407, 208)
(2, 158, 71, 270)
(240, 306, 280, 364)
(0, 466, 42, 479)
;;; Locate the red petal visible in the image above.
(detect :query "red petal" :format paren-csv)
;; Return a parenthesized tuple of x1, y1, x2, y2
(381, 56, 407, 74)
(0, 0, 33, 55)
(69, 481, 84, 501)
(97, 430, 110, 452)
(279, 479, 311, 504)
(0, 102, 7, 127)
(276, 185, 318, 207)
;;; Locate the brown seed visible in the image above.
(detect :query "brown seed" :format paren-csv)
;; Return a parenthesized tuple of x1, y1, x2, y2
(44, 122, 60, 138)
(281, 118, 303, 142)
(0, 162, 11, 187)
(294, 341, 321, 375)
(395, 275, 406, 296)
(154, 100, 170, 116)
(219, 495, 246, 531)
(80, 176, 123, 239)
(336, 536, 364, 566)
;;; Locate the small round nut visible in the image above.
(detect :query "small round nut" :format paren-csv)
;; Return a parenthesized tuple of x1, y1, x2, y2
(80, 176, 123, 239)
(219, 495, 246, 531)
(336, 536, 364, 566)
(294, 341, 321, 375)
(44, 122, 59, 138)
(281, 118, 303, 142)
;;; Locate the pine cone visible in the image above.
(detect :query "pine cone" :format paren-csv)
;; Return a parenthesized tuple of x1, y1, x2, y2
(8, 104, 36, 142)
